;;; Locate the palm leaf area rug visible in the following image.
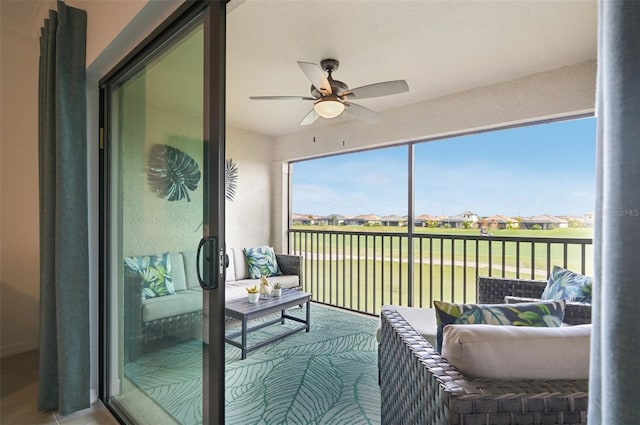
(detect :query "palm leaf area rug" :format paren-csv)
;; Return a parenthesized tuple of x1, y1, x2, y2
(124, 304, 381, 425)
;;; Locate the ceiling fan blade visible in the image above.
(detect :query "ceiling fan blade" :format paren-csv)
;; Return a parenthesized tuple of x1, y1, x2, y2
(300, 109, 320, 126)
(249, 96, 316, 100)
(345, 102, 382, 124)
(298, 61, 332, 95)
(343, 80, 409, 100)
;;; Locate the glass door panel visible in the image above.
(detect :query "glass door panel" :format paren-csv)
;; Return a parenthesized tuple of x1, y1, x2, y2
(106, 19, 211, 425)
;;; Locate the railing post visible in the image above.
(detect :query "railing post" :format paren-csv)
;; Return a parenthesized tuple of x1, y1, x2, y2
(407, 145, 415, 307)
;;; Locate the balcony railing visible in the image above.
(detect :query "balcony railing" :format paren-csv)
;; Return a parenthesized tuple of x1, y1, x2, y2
(288, 229, 593, 316)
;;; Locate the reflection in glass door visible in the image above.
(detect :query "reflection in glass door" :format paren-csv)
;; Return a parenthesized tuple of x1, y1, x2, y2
(100, 7, 224, 423)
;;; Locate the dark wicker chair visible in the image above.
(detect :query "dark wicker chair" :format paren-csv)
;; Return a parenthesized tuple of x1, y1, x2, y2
(378, 276, 592, 424)
(477, 276, 591, 325)
(379, 309, 589, 425)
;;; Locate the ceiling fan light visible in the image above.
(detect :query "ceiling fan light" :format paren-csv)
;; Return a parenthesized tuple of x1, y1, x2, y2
(314, 98, 345, 119)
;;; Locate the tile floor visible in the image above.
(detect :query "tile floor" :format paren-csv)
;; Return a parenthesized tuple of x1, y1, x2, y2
(1, 350, 119, 425)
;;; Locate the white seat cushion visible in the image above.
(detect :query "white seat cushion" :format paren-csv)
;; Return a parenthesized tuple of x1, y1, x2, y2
(259, 275, 299, 289)
(233, 276, 300, 290)
(442, 323, 591, 380)
(225, 281, 252, 302)
(142, 291, 202, 322)
(377, 306, 438, 347)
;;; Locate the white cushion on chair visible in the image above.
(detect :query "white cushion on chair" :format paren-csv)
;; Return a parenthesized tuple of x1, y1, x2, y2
(233, 248, 250, 279)
(182, 250, 200, 289)
(377, 306, 438, 347)
(170, 252, 187, 291)
(442, 323, 591, 380)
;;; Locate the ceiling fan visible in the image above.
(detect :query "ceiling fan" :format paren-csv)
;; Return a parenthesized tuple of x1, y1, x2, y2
(249, 59, 409, 126)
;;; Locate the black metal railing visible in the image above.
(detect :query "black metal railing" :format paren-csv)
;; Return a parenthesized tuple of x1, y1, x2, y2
(288, 229, 593, 316)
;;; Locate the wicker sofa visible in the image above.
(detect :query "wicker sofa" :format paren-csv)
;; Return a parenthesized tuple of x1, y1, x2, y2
(125, 248, 302, 359)
(379, 276, 592, 425)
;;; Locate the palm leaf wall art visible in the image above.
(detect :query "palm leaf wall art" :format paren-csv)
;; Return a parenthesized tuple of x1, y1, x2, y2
(147, 144, 201, 202)
(147, 137, 239, 203)
(225, 158, 238, 201)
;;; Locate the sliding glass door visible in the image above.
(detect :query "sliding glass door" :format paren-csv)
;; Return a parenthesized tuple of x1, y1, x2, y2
(99, 2, 225, 424)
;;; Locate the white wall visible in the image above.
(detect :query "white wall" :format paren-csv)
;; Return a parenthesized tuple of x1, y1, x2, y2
(225, 126, 276, 250)
(119, 58, 205, 258)
(0, 24, 42, 357)
(270, 161, 289, 253)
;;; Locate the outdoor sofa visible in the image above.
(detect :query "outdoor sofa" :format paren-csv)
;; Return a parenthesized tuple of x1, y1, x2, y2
(379, 276, 592, 424)
(124, 248, 302, 359)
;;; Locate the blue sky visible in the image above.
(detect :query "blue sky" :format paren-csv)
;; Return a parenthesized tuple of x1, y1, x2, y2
(292, 117, 597, 217)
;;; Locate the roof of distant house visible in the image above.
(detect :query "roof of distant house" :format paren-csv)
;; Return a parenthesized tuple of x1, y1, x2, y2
(445, 211, 479, 221)
(415, 214, 440, 221)
(380, 215, 406, 221)
(292, 213, 314, 220)
(353, 214, 381, 220)
(484, 214, 518, 223)
(522, 215, 569, 223)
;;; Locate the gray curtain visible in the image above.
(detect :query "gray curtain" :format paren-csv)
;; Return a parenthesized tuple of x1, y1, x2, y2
(38, 1, 89, 416)
(589, 1, 640, 423)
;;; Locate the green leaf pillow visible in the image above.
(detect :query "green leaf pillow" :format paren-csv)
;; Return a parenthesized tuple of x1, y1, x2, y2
(124, 252, 174, 299)
(244, 246, 282, 279)
(433, 299, 565, 352)
(541, 265, 593, 303)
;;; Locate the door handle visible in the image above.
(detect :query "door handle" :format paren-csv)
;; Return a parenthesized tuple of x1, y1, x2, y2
(196, 237, 218, 290)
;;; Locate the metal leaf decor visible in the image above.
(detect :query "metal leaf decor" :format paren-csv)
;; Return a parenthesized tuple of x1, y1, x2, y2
(148, 144, 201, 202)
(225, 158, 239, 201)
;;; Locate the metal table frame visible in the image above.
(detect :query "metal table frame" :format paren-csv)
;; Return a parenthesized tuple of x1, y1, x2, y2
(224, 289, 311, 359)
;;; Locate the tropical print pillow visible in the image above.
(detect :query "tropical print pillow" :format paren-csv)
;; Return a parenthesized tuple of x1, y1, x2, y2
(124, 252, 174, 299)
(541, 265, 593, 303)
(433, 299, 565, 352)
(244, 246, 282, 279)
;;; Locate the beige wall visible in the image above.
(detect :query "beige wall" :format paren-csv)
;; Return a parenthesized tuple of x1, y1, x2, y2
(0, 0, 182, 362)
(0, 25, 41, 357)
(74, 0, 147, 68)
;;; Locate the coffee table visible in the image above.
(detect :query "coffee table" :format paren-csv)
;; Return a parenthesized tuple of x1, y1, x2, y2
(225, 289, 312, 359)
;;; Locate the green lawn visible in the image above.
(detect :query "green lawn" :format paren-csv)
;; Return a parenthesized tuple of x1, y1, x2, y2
(290, 225, 594, 315)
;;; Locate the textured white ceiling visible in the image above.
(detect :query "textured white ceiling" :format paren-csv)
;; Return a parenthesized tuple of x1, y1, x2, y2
(1, 0, 597, 138)
(226, 0, 597, 137)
